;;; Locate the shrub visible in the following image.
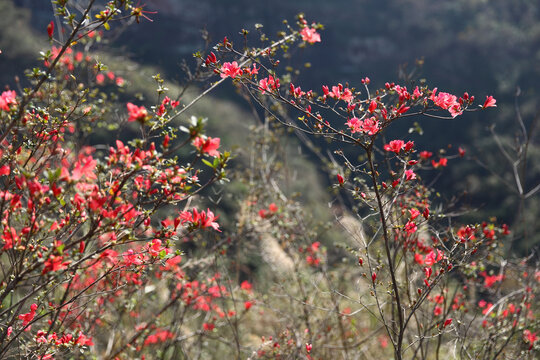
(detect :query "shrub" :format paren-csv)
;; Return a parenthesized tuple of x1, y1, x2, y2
(0, 2, 537, 359)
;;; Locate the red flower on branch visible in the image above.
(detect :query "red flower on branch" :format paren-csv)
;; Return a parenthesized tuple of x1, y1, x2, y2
(47, 21, 54, 39)
(179, 208, 221, 232)
(482, 95, 497, 108)
(300, 27, 321, 44)
(384, 140, 405, 154)
(193, 136, 220, 157)
(431, 158, 448, 168)
(220, 61, 242, 79)
(42, 255, 71, 274)
(0, 90, 17, 111)
(259, 75, 280, 94)
(18, 304, 38, 327)
(126, 103, 148, 122)
(524, 329, 537, 350)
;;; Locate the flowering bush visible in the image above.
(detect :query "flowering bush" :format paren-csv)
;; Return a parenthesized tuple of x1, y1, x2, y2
(0, 2, 537, 359)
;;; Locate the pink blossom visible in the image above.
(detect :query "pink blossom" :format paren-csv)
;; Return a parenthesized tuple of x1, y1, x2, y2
(123, 249, 144, 266)
(424, 267, 433, 279)
(413, 86, 423, 98)
(244, 63, 259, 76)
(42, 255, 71, 274)
(368, 100, 377, 113)
(0, 90, 17, 111)
(75, 331, 94, 346)
(268, 203, 278, 213)
(126, 103, 148, 122)
(18, 304, 38, 326)
(220, 61, 242, 79)
(425, 252, 435, 266)
(306, 254, 320, 266)
(425, 249, 445, 266)
(47, 21, 54, 39)
(378, 335, 388, 349)
(179, 208, 220, 232)
(409, 208, 420, 220)
(205, 52, 217, 65)
(300, 27, 321, 44)
(419, 151, 433, 160)
(0, 165, 10, 176)
(431, 158, 448, 168)
(148, 239, 170, 257)
(448, 104, 463, 118)
(479, 271, 504, 288)
(384, 140, 405, 154)
(289, 83, 305, 97)
(346, 117, 362, 133)
(328, 84, 353, 103)
(524, 329, 537, 350)
(396, 104, 410, 115)
(404, 141, 415, 152)
(240, 280, 252, 291)
(193, 136, 220, 157)
(482, 95, 497, 108)
(72, 155, 97, 181)
(405, 169, 416, 181)
(203, 323, 215, 331)
(394, 85, 410, 101)
(96, 73, 105, 85)
(404, 221, 417, 234)
(361, 117, 380, 135)
(258, 75, 280, 94)
(430, 88, 462, 117)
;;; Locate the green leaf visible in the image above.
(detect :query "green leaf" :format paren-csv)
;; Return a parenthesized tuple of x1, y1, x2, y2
(45, 168, 61, 182)
(56, 244, 65, 255)
(202, 159, 214, 168)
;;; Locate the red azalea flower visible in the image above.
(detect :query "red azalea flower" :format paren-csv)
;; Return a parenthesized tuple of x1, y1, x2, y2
(192, 136, 220, 157)
(220, 61, 242, 79)
(482, 95, 497, 108)
(47, 21, 54, 39)
(300, 27, 321, 44)
(384, 140, 405, 154)
(524, 329, 537, 350)
(126, 102, 148, 122)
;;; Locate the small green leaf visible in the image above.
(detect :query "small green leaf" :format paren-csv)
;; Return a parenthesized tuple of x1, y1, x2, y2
(202, 159, 214, 168)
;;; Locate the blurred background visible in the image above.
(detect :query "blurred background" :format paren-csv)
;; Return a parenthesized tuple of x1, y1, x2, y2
(2, 0, 539, 253)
